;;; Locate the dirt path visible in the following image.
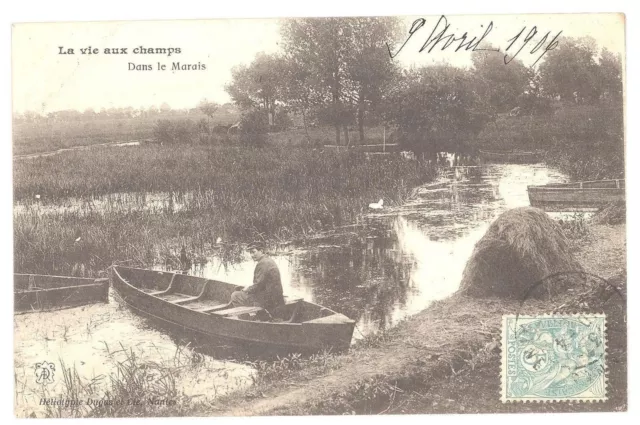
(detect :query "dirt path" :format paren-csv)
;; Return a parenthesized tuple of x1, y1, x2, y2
(212, 223, 626, 416)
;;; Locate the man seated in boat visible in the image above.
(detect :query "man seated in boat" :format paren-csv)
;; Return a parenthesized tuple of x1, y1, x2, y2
(229, 242, 284, 314)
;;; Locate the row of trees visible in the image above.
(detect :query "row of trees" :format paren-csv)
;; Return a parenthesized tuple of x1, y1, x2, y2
(225, 18, 623, 151)
(226, 17, 401, 145)
(14, 102, 238, 123)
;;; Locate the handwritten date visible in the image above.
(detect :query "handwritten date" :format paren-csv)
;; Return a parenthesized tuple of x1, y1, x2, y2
(387, 15, 562, 66)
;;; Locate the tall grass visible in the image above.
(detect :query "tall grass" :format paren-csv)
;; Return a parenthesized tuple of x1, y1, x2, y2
(477, 102, 624, 180)
(14, 145, 436, 275)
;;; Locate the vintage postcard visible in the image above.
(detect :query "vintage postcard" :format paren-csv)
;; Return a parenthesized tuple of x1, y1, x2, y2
(11, 13, 626, 417)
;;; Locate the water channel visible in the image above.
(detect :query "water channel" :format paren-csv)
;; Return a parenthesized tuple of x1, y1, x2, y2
(15, 159, 572, 415)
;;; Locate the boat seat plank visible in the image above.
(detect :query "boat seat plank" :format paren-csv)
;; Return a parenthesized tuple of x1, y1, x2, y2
(211, 306, 264, 317)
(156, 293, 193, 302)
(182, 300, 225, 310)
(172, 295, 201, 305)
(196, 303, 230, 313)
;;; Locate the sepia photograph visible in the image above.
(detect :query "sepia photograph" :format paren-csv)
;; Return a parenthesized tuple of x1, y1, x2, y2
(10, 10, 627, 418)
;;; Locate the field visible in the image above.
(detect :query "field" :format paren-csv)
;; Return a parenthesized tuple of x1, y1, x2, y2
(12, 110, 240, 156)
(14, 144, 436, 275)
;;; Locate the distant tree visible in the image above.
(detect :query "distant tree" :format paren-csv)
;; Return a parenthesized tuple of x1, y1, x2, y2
(281, 17, 401, 145)
(344, 17, 401, 142)
(281, 18, 353, 145)
(198, 100, 219, 121)
(383, 65, 491, 158)
(159, 102, 172, 114)
(597, 48, 623, 101)
(154, 119, 173, 144)
(279, 57, 322, 142)
(539, 37, 601, 103)
(471, 46, 530, 114)
(23, 110, 40, 122)
(517, 68, 553, 115)
(225, 53, 286, 127)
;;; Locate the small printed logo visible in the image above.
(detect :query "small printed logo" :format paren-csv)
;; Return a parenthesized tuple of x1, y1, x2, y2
(35, 361, 55, 385)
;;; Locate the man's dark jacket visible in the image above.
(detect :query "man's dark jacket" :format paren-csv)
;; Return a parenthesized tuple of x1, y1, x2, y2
(246, 255, 284, 311)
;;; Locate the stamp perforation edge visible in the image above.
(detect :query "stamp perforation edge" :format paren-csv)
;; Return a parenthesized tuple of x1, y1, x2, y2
(501, 313, 607, 403)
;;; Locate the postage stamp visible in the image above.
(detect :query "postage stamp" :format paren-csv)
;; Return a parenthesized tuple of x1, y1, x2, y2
(501, 314, 607, 402)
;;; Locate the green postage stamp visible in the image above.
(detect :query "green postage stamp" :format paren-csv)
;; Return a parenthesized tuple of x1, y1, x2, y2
(501, 314, 607, 402)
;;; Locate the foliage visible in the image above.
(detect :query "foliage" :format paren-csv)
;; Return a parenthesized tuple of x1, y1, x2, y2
(153, 119, 174, 144)
(540, 37, 603, 102)
(153, 119, 197, 144)
(198, 100, 219, 120)
(597, 48, 624, 101)
(225, 53, 286, 127)
(239, 108, 269, 146)
(557, 213, 589, 239)
(271, 110, 294, 132)
(280, 17, 401, 144)
(383, 65, 491, 156)
(471, 46, 530, 114)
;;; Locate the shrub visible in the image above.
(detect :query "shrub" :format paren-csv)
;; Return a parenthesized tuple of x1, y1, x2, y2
(271, 111, 294, 132)
(153, 119, 174, 144)
(153, 119, 197, 144)
(239, 109, 269, 146)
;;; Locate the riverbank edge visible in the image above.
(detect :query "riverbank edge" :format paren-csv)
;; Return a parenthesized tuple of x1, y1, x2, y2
(192, 222, 626, 416)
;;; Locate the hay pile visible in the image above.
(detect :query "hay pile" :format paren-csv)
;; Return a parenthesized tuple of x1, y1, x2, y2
(459, 207, 583, 299)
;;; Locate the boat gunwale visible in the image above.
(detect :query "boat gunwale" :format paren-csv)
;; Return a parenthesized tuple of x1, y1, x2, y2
(527, 179, 625, 190)
(111, 266, 349, 325)
(15, 281, 108, 294)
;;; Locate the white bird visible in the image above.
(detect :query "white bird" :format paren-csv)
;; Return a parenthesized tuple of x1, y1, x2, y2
(216, 237, 222, 244)
(75, 236, 82, 242)
(368, 199, 384, 209)
(35, 194, 41, 199)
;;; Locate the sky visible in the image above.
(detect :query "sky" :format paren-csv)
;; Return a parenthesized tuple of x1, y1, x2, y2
(12, 13, 625, 114)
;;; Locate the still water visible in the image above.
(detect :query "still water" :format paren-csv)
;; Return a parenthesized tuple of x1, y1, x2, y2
(14, 161, 569, 414)
(188, 163, 569, 337)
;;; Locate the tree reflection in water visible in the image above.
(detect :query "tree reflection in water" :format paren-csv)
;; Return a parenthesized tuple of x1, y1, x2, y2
(292, 220, 414, 333)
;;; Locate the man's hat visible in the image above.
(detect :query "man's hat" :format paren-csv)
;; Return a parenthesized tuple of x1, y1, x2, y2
(246, 241, 265, 251)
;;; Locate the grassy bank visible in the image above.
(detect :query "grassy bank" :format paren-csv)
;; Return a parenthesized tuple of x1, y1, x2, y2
(201, 220, 626, 415)
(25, 217, 625, 417)
(14, 145, 436, 275)
(477, 102, 624, 181)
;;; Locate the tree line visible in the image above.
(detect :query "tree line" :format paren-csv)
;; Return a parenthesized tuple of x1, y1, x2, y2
(225, 17, 623, 154)
(14, 102, 239, 123)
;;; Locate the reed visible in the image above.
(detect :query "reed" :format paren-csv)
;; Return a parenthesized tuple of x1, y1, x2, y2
(14, 145, 436, 275)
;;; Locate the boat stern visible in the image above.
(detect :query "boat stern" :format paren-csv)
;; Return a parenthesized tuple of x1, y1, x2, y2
(302, 313, 356, 352)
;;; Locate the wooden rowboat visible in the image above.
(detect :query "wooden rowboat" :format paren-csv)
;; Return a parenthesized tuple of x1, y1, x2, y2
(110, 266, 356, 352)
(14, 274, 109, 313)
(528, 179, 625, 211)
(479, 149, 541, 163)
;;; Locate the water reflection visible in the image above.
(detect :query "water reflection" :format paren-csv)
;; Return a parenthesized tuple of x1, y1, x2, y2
(190, 163, 569, 338)
(13, 289, 254, 417)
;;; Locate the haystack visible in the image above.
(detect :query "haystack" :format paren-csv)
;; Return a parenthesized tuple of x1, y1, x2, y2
(459, 207, 582, 299)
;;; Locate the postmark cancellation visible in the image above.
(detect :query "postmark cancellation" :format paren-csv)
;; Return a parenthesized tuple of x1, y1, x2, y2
(501, 314, 607, 402)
